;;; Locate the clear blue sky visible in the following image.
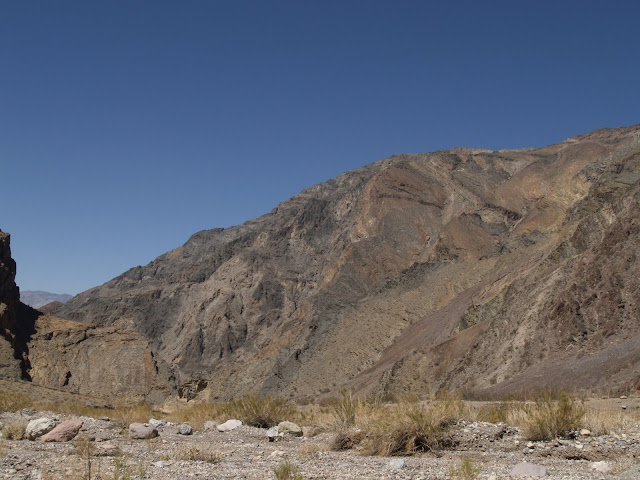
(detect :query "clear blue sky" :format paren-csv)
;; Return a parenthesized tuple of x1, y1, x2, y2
(2, 1, 639, 295)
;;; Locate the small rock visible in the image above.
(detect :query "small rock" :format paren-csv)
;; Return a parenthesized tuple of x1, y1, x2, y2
(129, 423, 159, 439)
(620, 395, 628, 399)
(154, 460, 171, 468)
(40, 419, 83, 442)
(178, 423, 193, 435)
(203, 421, 219, 431)
(580, 429, 591, 436)
(278, 421, 303, 437)
(387, 458, 405, 469)
(149, 418, 165, 428)
(622, 404, 628, 410)
(590, 461, 610, 473)
(217, 419, 242, 432)
(510, 462, 547, 477)
(269, 450, 285, 457)
(25, 418, 56, 440)
(267, 426, 281, 442)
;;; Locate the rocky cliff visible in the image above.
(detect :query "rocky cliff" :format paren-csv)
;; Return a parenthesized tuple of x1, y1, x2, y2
(0, 230, 22, 379)
(0, 232, 170, 401)
(58, 125, 640, 400)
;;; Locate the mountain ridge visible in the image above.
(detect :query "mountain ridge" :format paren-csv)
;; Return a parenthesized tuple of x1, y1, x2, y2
(50, 123, 640, 400)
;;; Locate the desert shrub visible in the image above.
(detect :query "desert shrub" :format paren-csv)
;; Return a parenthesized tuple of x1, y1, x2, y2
(0, 391, 32, 412)
(223, 394, 296, 428)
(330, 428, 364, 451)
(1, 420, 27, 440)
(362, 400, 458, 456)
(582, 404, 640, 435)
(449, 457, 481, 480)
(329, 389, 362, 427)
(273, 460, 303, 480)
(166, 444, 223, 463)
(523, 391, 584, 441)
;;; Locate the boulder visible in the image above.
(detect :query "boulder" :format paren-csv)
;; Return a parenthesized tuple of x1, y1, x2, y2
(40, 419, 83, 442)
(25, 418, 56, 440)
(149, 418, 165, 428)
(177, 423, 193, 435)
(129, 423, 159, 439)
(277, 421, 302, 437)
(267, 426, 281, 442)
(217, 419, 242, 432)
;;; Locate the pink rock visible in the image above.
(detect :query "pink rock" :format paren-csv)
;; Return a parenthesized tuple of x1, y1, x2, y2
(40, 419, 83, 442)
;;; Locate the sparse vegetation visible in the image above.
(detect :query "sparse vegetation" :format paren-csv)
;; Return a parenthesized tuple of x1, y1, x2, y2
(273, 460, 304, 480)
(523, 391, 585, 441)
(1, 419, 27, 440)
(112, 453, 146, 480)
(329, 389, 362, 427)
(73, 435, 96, 480)
(449, 457, 482, 480)
(361, 398, 460, 456)
(223, 394, 296, 428)
(0, 391, 32, 412)
(165, 444, 224, 463)
(330, 428, 364, 451)
(168, 401, 219, 430)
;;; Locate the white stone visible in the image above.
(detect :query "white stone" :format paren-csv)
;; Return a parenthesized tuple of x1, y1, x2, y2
(217, 419, 242, 432)
(590, 461, 610, 473)
(25, 418, 56, 440)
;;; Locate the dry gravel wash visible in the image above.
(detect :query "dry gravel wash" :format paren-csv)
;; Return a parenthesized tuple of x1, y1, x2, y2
(2, 412, 640, 479)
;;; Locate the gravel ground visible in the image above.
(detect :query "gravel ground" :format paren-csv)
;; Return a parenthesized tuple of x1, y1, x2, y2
(1, 411, 640, 479)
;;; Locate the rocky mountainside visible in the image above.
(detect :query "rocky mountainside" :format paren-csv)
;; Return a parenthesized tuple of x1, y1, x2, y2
(21, 291, 72, 309)
(57, 125, 640, 401)
(0, 232, 169, 401)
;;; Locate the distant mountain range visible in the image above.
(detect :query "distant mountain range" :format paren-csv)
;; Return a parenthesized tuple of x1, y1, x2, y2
(20, 291, 72, 309)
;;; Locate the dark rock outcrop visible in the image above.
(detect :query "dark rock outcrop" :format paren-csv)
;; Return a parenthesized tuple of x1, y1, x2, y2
(53, 125, 640, 400)
(0, 230, 27, 379)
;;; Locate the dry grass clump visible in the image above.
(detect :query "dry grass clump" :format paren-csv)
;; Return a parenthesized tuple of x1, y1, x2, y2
(168, 401, 220, 430)
(109, 402, 156, 427)
(449, 456, 482, 480)
(329, 389, 363, 427)
(523, 391, 584, 441)
(273, 459, 303, 480)
(297, 442, 324, 456)
(222, 394, 297, 428)
(1, 419, 27, 440)
(582, 403, 640, 435)
(330, 428, 365, 451)
(362, 400, 459, 456)
(0, 439, 6, 457)
(0, 391, 32, 412)
(165, 444, 224, 463)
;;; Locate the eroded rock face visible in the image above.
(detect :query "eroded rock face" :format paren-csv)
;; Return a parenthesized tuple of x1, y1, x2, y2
(27, 315, 172, 402)
(0, 231, 23, 379)
(55, 125, 640, 399)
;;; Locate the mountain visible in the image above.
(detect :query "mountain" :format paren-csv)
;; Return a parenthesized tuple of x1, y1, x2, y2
(54, 124, 640, 401)
(21, 291, 72, 309)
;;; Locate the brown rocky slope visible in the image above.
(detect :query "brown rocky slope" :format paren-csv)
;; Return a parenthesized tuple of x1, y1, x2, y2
(55, 124, 640, 401)
(0, 232, 170, 401)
